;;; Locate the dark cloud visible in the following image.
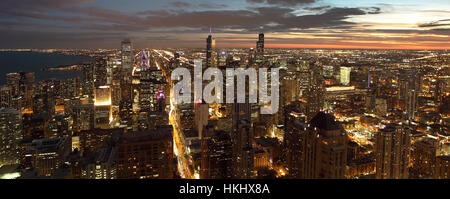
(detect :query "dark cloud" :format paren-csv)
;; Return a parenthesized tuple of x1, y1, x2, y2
(198, 3, 228, 9)
(0, 0, 94, 11)
(0, 0, 389, 48)
(367, 7, 381, 14)
(0, 29, 125, 49)
(305, 6, 332, 11)
(247, 0, 316, 6)
(419, 19, 450, 28)
(0, 3, 379, 36)
(134, 7, 374, 32)
(168, 1, 192, 8)
(167, 1, 228, 9)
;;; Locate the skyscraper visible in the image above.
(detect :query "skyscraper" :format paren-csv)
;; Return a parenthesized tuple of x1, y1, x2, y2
(201, 129, 233, 179)
(94, 86, 112, 129)
(232, 120, 254, 179)
(256, 33, 264, 63)
(121, 39, 133, 102)
(73, 104, 95, 132)
(94, 58, 108, 87)
(285, 112, 348, 179)
(375, 124, 411, 179)
(340, 67, 351, 86)
(6, 72, 35, 111)
(306, 63, 325, 120)
(195, 99, 209, 139)
(297, 60, 310, 99)
(28, 137, 71, 176)
(435, 155, 450, 179)
(121, 39, 133, 71)
(306, 112, 348, 179)
(206, 31, 215, 68)
(116, 127, 174, 179)
(412, 138, 439, 177)
(0, 85, 12, 108)
(285, 120, 307, 178)
(398, 70, 419, 121)
(0, 108, 22, 167)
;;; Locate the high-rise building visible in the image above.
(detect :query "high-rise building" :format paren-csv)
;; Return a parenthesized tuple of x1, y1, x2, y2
(109, 58, 122, 108)
(285, 112, 348, 179)
(73, 104, 95, 132)
(340, 67, 351, 86)
(256, 33, 264, 63)
(201, 130, 233, 179)
(375, 124, 411, 179)
(232, 120, 254, 179)
(297, 60, 310, 99)
(94, 58, 108, 87)
(398, 70, 419, 121)
(323, 65, 334, 78)
(217, 52, 231, 67)
(285, 120, 308, 178)
(78, 128, 121, 155)
(306, 112, 348, 179)
(121, 39, 133, 71)
(82, 146, 117, 179)
(116, 126, 174, 179)
(48, 114, 72, 138)
(195, 99, 209, 139)
(206, 31, 216, 68)
(28, 137, 71, 176)
(0, 108, 22, 167)
(306, 63, 325, 120)
(435, 155, 450, 179)
(6, 72, 34, 111)
(412, 138, 439, 177)
(81, 65, 94, 99)
(6, 73, 20, 97)
(0, 85, 12, 108)
(121, 40, 133, 102)
(119, 100, 133, 129)
(138, 66, 165, 113)
(94, 86, 112, 129)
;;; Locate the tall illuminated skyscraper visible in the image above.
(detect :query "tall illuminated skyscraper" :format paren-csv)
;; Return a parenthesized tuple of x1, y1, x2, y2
(398, 70, 419, 121)
(206, 31, 213, 68)
(94, 86, 112, 129)
(256, 33, 264, 63)
(0, 108, 22, 167)
(307, 112, 348, 179)
(297, 60, 310, 99)
(340, 67, 351, 86)
(120, 40, 133, 101)
(306, 63, 325, 120)
(94, 58, 108, 87)
(121, 39, 133, 71)
(6, 72, 34, 111)
(375, 124, 411, 179)
(0, 85, 12, 108)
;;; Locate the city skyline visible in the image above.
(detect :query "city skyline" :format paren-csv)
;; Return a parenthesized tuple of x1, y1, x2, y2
(0, 0, 449, 49)
(0, 0, 449, 182)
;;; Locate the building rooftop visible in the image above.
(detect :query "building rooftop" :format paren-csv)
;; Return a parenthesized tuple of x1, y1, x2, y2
(117, 126, 173, 144)
(309, 112, 341, 131)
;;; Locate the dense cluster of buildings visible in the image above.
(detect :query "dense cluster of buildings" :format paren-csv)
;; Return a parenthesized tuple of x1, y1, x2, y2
(0, 32, 449, 179)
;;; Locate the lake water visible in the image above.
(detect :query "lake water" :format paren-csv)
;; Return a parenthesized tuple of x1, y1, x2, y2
(0, 51, 94, 84)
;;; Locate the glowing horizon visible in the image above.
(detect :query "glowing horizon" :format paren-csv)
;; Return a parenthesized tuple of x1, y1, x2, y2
(0, 0, 448, 50)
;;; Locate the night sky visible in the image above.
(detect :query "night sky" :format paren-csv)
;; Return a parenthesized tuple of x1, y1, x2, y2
(0, 0, 449, 49)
